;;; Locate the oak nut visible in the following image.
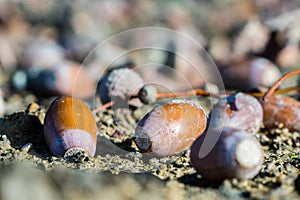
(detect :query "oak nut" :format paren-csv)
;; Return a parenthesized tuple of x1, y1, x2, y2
(97, 68, 144, 106)
(220, 57, 281, 91)
(209, 93, 263, 134)
(43, 96, 97, 157)
(190, 127, 264, 182)
(12, 61, 95, 98)
(260, 95, 300, 131)
(134, 99, 207, 156)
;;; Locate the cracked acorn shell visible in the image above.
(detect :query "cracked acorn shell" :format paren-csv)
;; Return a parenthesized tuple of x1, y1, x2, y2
(134, 99, 207, 156)
(43, 96, 97, 157)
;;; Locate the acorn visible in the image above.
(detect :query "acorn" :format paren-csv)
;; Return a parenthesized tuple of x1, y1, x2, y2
(97, 68, 144, 107)
(209, 92, 263, 134)
(134, 99, 207, 156)
(220, 57, 281, 91)
(43, 96, 97, 157)
(138, 84, 157, 104)
(190, 127, 264, 183)
(260, 95, 300, 131)
(12, 61, 96, 98)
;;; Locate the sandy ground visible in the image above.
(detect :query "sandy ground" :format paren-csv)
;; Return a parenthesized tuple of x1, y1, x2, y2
(0, 93, 298, 200)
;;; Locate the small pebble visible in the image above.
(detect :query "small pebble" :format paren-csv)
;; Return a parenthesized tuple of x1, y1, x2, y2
(1, 135, 7, 142)
(26, 103, 40, 114)
(21, 143, 32, 153)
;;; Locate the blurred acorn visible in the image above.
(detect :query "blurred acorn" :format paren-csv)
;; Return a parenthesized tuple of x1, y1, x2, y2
(12, 61, 96, 98)
(97, 68, 144, 107)
(44, 96, 97, 157)
(190, 127, 264, 183)
(134, 99, 207, 156)
(209, 92, 263, 134)
(260, 95, 300, 131)
(220, 57, 281, 91)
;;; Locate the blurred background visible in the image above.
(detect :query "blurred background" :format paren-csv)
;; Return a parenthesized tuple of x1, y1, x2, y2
(0, 0, 299, 114)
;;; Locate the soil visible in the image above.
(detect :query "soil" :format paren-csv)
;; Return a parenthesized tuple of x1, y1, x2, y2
(0, 91, 299, 200)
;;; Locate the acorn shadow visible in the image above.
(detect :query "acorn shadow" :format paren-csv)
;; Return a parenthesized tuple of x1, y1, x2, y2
(0, 112, 50, 159)
(178, 173, 220, 188)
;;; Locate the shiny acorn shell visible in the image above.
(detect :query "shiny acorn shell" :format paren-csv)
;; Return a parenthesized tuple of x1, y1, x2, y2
(209, 92, 263, 134)
(134, 99, 207, 156)
(260, 95, 300, 131)
(190, 127, 264, 182)
(43, 96, 97, 157)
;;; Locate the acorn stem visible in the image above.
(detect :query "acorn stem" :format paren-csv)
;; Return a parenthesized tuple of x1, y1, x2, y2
(250, 86, 300, 97)
(263, 69, 300, 101)
(92, 101, 115, 113)
(156, 89, 223, 99)
(94, 85, 300, 113)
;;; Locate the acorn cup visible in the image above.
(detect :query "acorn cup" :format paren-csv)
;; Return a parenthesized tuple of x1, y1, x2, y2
(43, 96, 97, 158)
(134, 99, 207, 156)
(190, 127, 264, 183)
(209, 92, 263, 134)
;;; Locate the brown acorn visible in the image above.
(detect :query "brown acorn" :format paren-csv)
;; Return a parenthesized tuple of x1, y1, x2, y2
(209, 92, 263, 134)
(190, 127, 264, 183)
(134, 99, 207, 156)
(260, 69, 300, 131)
(260, 95, 300, 131)
(43, 96, 97, 157)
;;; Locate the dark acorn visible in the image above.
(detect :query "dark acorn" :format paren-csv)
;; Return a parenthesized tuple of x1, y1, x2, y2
(220, 57, 281, 91)
(12, 62, 96, 98)
(209, 92, 263, 134)
(190, 127, 264, 182)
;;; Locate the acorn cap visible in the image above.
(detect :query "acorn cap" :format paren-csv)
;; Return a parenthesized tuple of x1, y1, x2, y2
(64, 147, 87, 158)
(138, 84, 157, 104)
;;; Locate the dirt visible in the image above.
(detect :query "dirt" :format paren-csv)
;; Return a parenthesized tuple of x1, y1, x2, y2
(0, 91, 299, 200)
